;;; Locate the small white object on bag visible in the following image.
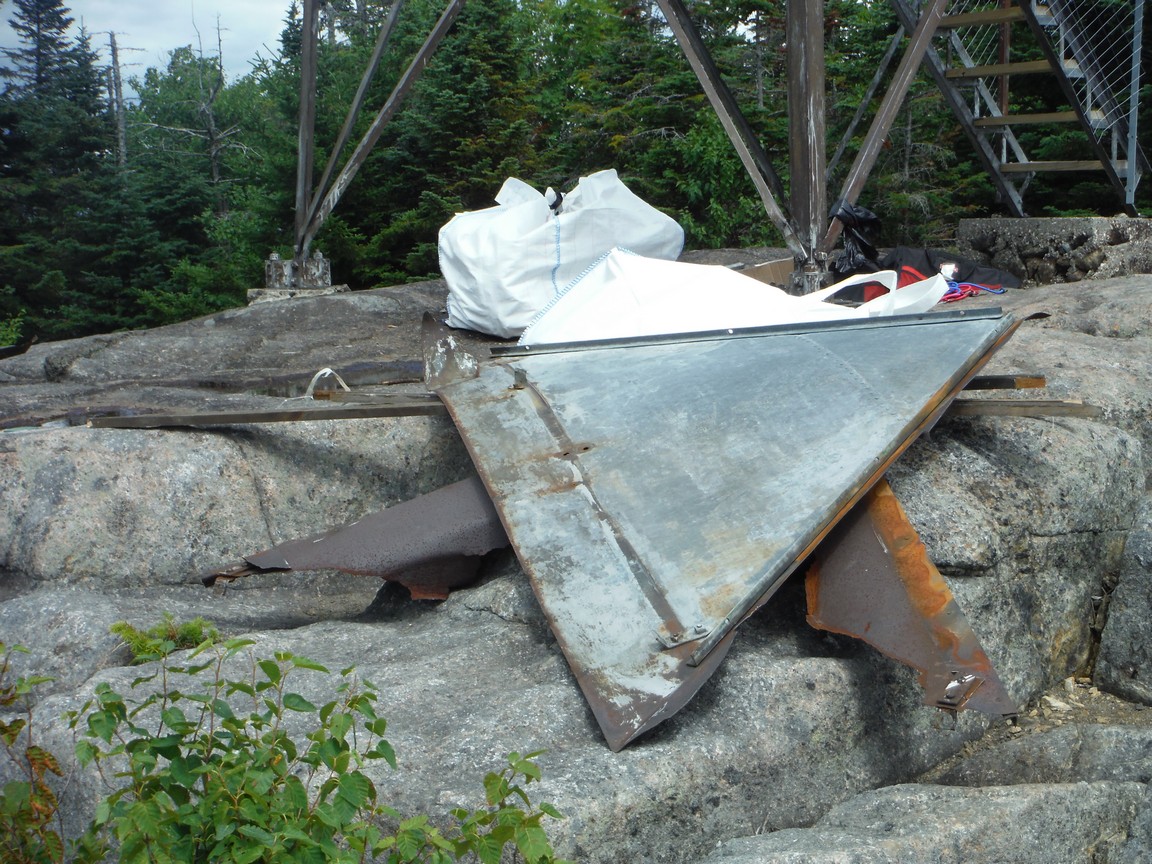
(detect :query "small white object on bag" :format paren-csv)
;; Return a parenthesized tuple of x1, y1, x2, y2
(438, 170, 685, 338)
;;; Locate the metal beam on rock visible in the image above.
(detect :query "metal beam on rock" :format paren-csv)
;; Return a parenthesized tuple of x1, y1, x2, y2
(822, 0, 948, 255)
(299, 0, 407, 259)
(655, 0, 808, 264)
(294, 0, 467, 261)
(806, 478, 1017, 717)
(294, 0, 320, 253)
(787, 0, 827, 289)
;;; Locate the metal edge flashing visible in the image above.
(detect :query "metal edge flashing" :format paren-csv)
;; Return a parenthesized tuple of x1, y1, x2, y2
(494, 307, 1008, 358)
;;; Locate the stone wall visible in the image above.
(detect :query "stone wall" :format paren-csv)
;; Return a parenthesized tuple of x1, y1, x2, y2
(956, 216, 1152, 285)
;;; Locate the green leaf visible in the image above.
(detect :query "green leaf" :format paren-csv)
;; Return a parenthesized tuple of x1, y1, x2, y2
(368, 739, 397, 769)
(515, 822, 554, 864)
(484, 771, 509, 805)
(336, 771, 373, 810)
(258, 659, 282, 684)
(238, 824, 276, 845)
(169, 755, 201, 787)
(318, 776, 339, 801)
(318, 701, 336, 724)
(75, 739, 98, 766)
(92, 798, 112, 827)
(397, 823, 430, 860)
(328, 713, 352, 739)
(160, 705, 189, 729)
(471, 832, 505, 864)
(280, 775, 309, 812)
(87, 709, 120, 743)
(228, 680, 255, 697)
(316, 737, 346, 771)
(149, 733, 184, 760)
(283, 692, 317, 712)
(290, 656, 329, 674)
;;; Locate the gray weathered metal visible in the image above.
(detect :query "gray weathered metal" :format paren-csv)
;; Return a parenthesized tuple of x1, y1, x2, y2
(435, 309, 1021, 749)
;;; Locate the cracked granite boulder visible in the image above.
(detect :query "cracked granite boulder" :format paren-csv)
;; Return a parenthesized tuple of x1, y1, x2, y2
(2, 274, 1151, 864)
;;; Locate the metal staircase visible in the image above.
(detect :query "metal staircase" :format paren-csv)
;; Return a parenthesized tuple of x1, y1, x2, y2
(891, 0, 1146, 215)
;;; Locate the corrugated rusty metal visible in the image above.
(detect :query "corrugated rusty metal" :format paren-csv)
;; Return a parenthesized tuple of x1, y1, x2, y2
(806, 479, 1017, 716)
(202, 475, 508, 600)
(436, 310, 1021, 749)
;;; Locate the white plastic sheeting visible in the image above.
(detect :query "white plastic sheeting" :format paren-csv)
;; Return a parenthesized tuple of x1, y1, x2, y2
(518, 248, 949, 345)
(439, 170, 684, 338)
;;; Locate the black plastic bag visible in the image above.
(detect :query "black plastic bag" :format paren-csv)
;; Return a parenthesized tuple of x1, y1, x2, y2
(829, 200, 882, 278)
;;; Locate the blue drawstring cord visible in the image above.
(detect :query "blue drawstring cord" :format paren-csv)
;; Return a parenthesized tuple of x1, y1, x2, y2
(943, 280, 1007, 302)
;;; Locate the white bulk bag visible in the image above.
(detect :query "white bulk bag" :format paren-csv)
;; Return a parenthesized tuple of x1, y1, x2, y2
(438, 169, 684, 338)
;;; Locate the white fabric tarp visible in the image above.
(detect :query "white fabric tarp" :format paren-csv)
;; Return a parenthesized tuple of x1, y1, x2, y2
(518, 248, 949, 346)
(439, 170, 684, 338)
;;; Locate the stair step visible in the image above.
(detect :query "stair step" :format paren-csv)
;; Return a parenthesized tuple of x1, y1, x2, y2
(975, 111, 1077, 126)
(974, 110, 1107, 127)
(938, 4, 1054, 28)
(946, 59, 1053, 78)
(1000, 160, 1127, 173)
(939, 7, 1025, 28)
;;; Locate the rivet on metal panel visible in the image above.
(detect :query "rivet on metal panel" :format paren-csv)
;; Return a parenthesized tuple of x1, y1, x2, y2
(558, 444, 593, 459)
(655, 623, 711, 649)
(941, 673, 981, 710)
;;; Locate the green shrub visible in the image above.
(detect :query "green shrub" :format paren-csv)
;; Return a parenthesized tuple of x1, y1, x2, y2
(110, 614, 220, 664)
(0, 310, 25, 346)
(0, 642, 65, 864)
(70, 639, 568, 863)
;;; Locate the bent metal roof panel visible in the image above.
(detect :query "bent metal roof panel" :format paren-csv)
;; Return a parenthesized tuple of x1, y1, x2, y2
(436, 309, 1021, 750)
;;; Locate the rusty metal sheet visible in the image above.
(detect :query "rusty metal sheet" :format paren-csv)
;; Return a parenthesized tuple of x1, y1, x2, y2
(806, 479, 1017, 716)
(436, 309, 1021, 749)
(202, 475, 508, 600)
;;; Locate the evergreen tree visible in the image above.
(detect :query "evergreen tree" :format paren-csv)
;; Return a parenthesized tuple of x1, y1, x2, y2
(335, 0, 541, 285)
(0, 1, 135, 337)
(0, 0, 75, 93)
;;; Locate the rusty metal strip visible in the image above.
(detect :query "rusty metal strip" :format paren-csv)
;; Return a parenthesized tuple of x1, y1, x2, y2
(88, 401, 447, 428)
(317, 392, 443, 405)
(947, 399, 1102, 418)
(806, 479, 1017, 716)
(202, 475, 508, 600)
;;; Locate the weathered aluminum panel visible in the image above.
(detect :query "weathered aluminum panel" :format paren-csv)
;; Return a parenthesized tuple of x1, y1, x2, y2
(437, 310, 1019, 749)
(807, 479, 1017, 716)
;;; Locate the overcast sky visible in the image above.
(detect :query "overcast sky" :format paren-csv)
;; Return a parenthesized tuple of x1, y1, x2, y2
(1, 0, 291, 91)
